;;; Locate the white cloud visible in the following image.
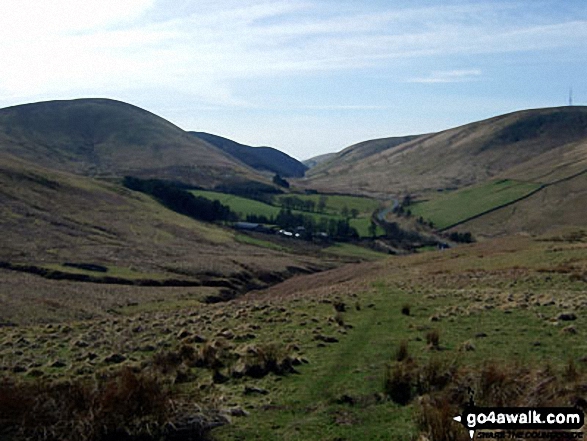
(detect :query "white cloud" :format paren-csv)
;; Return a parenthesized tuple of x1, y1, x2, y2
(0, 0, 154, 36)
(409, 69, 483, 84)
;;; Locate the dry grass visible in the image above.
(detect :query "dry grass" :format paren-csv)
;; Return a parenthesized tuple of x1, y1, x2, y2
(414, 360, 587, 441)
(0, 365, 218, 441)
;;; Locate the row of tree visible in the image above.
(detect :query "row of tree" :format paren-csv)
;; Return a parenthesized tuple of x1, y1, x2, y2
(279, 195, 359, 219)
(123, 177, 237, 223)
(248, 209, 359, 241)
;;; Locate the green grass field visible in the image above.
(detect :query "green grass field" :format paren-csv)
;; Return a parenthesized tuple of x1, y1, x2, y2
(190, 190, 282, 219)
(190, 190, 384, 238)
(409, 179, 542, 229)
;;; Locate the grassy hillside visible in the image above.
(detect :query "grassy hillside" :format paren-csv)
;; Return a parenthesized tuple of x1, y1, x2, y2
(306, 134, 422, 178)
(191, 132, 308, 178)
(3, 231, 587, 439)
(0, 153, 330, 324)
(0, 99, 264, 187)
(302, 106, 587, 198)
(302, 152, 337, 169)
(453, 170, 587, 237)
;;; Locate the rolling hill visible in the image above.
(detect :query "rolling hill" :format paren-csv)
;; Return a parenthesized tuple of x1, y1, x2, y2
(303, 106, 587, 197)
(305, 134, 422, 176)
(0, 99, 265, 188)
(191, 131, 308, 178)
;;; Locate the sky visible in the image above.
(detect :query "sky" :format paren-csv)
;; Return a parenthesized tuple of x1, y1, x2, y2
(0, 0, 586, 160)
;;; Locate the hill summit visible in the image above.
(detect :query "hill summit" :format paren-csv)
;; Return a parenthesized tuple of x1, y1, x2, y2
(0, 98, 261, 187)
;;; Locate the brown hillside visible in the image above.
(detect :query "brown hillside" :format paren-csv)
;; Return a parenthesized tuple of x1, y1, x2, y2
(303, 106, 587, 197)
(0, 98, 263, 187)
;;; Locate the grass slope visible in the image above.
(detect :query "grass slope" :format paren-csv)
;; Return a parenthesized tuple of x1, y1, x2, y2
(3, 233, 587, 439)
(302, 152, 337, 169)
(306, 134, 422, 178)
(215, 233, 587, 439)
(454, 170, 587, 237)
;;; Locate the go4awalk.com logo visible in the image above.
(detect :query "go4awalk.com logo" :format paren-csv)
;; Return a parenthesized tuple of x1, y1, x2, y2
(453, 405, 585, 439)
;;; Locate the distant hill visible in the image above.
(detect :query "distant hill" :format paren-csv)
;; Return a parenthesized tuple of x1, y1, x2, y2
(302, 152, 337, 169)
(303, 106, 587, 197)
(0, 98, 264, 188)
(191, 132, 308, 178)
(305, 135, 422, 177)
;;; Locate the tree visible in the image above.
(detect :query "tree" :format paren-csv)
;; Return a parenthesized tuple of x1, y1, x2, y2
(402, 194, 412, 207)
(341, 205, 349, 219)
(317, 196, 328, 213)
(272, 174, 290, 188)
(369, 221, 378, 239)
(350, 208, 359, 219)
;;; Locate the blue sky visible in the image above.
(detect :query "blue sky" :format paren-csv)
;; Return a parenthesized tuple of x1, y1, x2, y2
(0, 0, 586, 159)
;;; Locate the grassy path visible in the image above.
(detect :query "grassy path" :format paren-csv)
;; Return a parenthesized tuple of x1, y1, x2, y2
(213, 286, 417, 440)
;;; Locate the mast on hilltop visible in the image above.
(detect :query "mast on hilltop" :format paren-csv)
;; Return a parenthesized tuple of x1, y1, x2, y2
(569, 87, 573, 106)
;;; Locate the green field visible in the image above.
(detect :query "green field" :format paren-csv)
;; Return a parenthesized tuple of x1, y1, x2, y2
(276, 193, 381, 216)
(409, 179, 542, 229)
(190, 190, 384, 238)
(190, 190, 282, 219)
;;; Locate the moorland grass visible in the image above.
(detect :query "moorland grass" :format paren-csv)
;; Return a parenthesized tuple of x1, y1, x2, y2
(2, 234, 587, 440)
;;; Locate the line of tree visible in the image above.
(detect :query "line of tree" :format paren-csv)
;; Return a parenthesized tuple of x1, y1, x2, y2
(245, 209, 359, 241)
(274, 209, 359, 241)
(123, 176, 238, 223)
(214, 180, 284, 204)
(280, 196, 316, 213)
(272, 174, 290, 188)
(447, 231, 474, 243)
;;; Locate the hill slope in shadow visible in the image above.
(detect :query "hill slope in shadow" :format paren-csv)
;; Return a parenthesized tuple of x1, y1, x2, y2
(191, 131, 308, 178)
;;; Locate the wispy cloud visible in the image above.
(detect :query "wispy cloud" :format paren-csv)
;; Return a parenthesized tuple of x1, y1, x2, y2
(0, 1, 586, 108)
(409, 69, 482, 84)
